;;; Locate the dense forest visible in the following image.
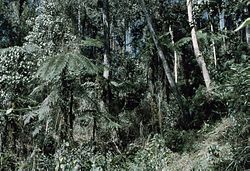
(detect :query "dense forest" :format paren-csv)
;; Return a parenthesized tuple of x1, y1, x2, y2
(0, 0, 249, 170)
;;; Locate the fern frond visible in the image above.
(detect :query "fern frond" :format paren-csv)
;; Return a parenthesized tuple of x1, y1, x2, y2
(24, 90, 59, 125)
(36, 55, 61, 81)
(81, 38, 103, 48)
(67, 52, 99, 75)
(210, 33, 228, 42)
(50, 54, 68, 78)
(30, 83, 47, 96)
(176, 37, 192, 48)
(176, 30, 226, 49)
(36, 52, 98, 81)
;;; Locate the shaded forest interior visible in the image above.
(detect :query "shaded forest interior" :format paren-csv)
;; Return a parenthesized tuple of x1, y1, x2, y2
(0, 0, 249, 170)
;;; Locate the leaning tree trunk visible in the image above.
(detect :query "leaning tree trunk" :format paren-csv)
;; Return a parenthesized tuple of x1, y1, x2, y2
(187, 0, 211, 91)
(140, 0, 188, 118)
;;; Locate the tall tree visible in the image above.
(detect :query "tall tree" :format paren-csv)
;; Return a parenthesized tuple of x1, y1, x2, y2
(140, 0, 187, 118)
(246, 25, 250, 45)
(101, 0, 111, 80)
(100, 0, 112, 114)
(169, 25, 179, 83)
(187, 0, 211, 91)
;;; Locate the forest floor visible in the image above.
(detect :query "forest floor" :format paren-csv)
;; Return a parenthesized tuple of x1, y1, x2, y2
(166, 117, 235, 170)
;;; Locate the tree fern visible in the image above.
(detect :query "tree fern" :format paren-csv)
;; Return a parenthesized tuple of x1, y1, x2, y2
(36, 55, 61, 81)
(24, 90, 59, 125)
(176, 36, 192, 48)
(176, 30, 227, 49)
(67, 52, 99, 75)
(36, 52, 99, 81)
(81, 38, 103, 48)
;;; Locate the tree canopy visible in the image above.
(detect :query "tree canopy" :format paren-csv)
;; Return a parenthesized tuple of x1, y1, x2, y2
(0, 0, 249, 170)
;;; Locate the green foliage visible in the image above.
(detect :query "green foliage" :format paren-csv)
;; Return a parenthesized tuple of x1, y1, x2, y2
(164, 129, 197, 152)
(127, 135, 171, 171)
(0, 0, 249, 170)
(0, 45, 38, 105)
(36, 52, 98, 81)
(0, 0, 3, 11)
(0, 46, 37, 86)
(0, 152, 18, 170)
(82, 38, 103, 48)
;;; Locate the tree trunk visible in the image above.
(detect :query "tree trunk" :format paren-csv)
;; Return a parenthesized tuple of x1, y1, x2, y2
(157, 89, 163, 134)
(101, 0, 112, 112)
(246, 25, 250, 45)
(140, 0, 188, 118)
(187, 0, 211, 91)
(102, 0, 110, 80)
(219, 8, 225, 31)
(169, 25, 179, 83)
(218, 8, 227, 50)
(78, 0, 81, 37)
(60, 68, 74, 142)
(209, 22, 217, 66)
(207, 0, 217, 66)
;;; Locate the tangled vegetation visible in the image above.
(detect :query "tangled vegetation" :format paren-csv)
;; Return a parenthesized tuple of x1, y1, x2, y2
(0, 0, 249, 170)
